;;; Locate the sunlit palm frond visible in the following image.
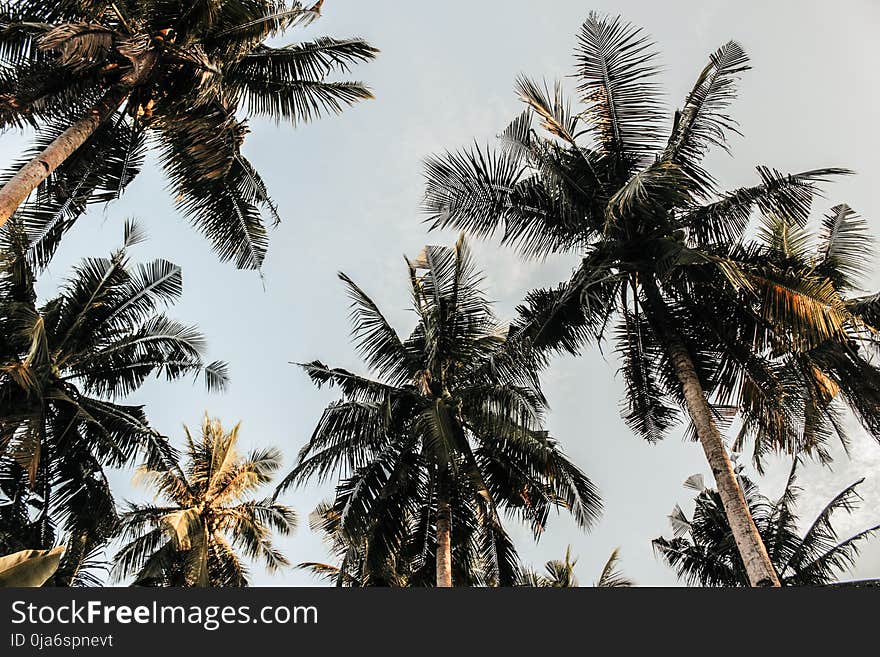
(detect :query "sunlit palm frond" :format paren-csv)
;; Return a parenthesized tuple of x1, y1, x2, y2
(113, 416, 294, 586)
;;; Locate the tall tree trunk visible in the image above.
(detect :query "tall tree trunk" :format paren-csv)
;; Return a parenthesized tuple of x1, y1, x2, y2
(0, 83, 132, 231)
(53, 531, 87, 587)
(436, 481, 453, 587)
(643, 280, 781, 587)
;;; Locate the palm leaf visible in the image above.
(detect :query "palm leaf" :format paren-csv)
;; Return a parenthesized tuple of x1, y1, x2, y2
(664, 41, 750, 191)
(0, 546, 65, 587)
(595, 547, 634, 587)
(574, 12, 664, 161)
(815, 204, 871, 290)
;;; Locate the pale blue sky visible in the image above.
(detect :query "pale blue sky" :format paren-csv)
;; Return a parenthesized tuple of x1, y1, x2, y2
(7, 0, 880, 586)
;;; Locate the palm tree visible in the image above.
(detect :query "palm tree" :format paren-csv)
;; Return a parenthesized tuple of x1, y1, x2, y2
(0, 1, 376, 268)
(654, 463, 880, 586)
(277, 236, 602, 587)
(422, 12, 880, 586)
(518, 546, 633, 587)
(113, 414, 296, 587)
(296, 501, 414, 587)
(0, 220, 227, 584)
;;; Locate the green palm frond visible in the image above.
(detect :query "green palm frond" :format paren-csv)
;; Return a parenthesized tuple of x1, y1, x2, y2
(681, 167, 851, 246)
(664, 41, 750, 192)
(338, 272, 415, 386)
(815, 204, 872, 291)
(234, 38, 378, 81)
(615, 311, 681, 443)
(518, 546, 633, 587)
(423, 144, 526, 244)
(155, 104, 271, 269)
(604, 159, 693, 229)
(4, 112, 145, 267)
(0, 225, 225, 577)
(595, 547, 634, 587)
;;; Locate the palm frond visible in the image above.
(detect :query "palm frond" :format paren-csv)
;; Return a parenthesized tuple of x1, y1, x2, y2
(574, 12, 664, 162)
(156, 107, 270, 269)
(815, 204, 871, 290)
(595, 547, 634, 587)
(664, 41, 750, 192)
(681, 167, 852, 246)
(37, 22, 114, 70)
(233, 37, 377, 83)
(338, 272, 415, 386)
(514, 76, 578, 144)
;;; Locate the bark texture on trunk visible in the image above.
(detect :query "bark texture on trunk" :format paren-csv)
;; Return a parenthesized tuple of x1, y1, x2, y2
(0, 84, 131, 230)
(643, 281, 781, 587)
(436, 493, 453, 588)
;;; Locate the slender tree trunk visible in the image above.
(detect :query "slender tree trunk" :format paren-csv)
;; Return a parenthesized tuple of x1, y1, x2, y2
(0, 83, 132, 230)
(643, 280, 781, 587)
(436, 482, 453, 587)
(53, 531, 86, 587)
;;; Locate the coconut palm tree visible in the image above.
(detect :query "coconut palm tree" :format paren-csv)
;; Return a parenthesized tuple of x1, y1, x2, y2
(113, 414, 296, 587)
(298, 497, 525, 587)
(518, 546, 633, 587)
(277, 236, 602, 587)
(654, 463, 880, 586)
(296, 501, 415, 587)
(0, 219, 227, 584)
(301, 509, 635, 588)
(422, 12, 880, 586)
(0, 0, 376, 268)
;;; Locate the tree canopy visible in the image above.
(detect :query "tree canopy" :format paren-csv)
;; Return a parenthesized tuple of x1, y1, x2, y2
(0, 0, 377, 268)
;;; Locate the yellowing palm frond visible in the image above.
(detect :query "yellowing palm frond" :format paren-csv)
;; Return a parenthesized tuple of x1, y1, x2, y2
(0, 547, 66, 587)
(748, 271, 850, 349)
(160, 508, 204, 551)
(114, 415, 294, 587)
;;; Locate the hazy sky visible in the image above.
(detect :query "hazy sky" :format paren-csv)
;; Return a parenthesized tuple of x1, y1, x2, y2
(7, 0, 880, 586)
